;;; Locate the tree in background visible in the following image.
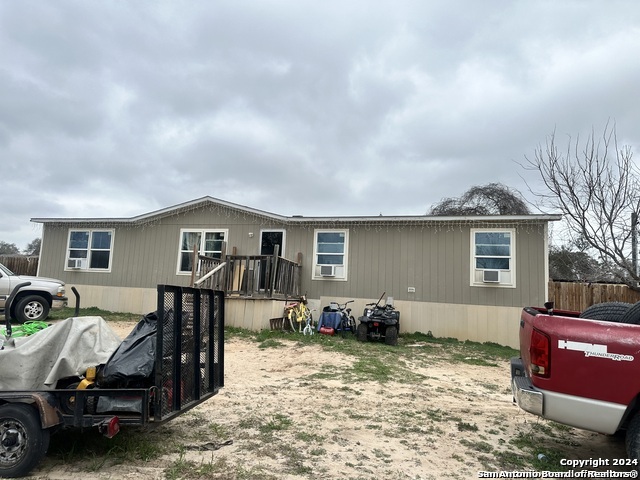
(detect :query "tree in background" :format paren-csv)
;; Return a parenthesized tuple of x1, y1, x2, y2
(24, 238, 41, 256)
(548, 245, 603, 282)
(0, 241, 20, 255)
(428, 182, 530, 216)
(525, 123, 640, 289)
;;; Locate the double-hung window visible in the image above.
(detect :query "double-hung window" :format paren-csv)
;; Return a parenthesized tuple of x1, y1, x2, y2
(471, 229, 515, 287)
(177, 229, 227, 274)
(313, 229, 348, 280)
(66, 229, 114, 271)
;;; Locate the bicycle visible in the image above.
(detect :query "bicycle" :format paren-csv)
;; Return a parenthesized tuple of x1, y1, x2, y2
(302, 314, 314, 336)
(321, 300, 356, 337)
(336, 300, 356, 337)
(284, 295, 314, 333)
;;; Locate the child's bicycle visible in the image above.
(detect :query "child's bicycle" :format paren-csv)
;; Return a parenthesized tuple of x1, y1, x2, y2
(283, 295, 314, 333)
(334, 300, 356, 337)
(302, 315, 314, 336)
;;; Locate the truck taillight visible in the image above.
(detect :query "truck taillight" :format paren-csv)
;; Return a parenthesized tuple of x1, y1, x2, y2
(530, 328, 550, 377)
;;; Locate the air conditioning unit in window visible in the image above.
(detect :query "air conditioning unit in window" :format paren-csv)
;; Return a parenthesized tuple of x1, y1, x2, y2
(67, 258, 84, 269)
(483, 270, 500, 283)
(320, 265, 336, 277)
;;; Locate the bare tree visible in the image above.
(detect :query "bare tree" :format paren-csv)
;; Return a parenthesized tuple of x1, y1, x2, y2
(524, 123, 640, 289)
(428, 182, 530, 216)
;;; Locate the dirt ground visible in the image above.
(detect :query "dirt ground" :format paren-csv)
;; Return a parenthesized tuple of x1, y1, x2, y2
(28, 320, 628, 480)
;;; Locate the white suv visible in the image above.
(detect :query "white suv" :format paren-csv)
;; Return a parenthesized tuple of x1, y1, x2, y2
(0, 262, 68, 323)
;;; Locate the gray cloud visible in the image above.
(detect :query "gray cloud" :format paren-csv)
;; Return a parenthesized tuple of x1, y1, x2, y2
(2, 0, 640, 250)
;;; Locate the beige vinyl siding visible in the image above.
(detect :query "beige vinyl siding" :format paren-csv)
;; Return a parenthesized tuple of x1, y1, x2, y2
(37, 204, 549, 310)
(302, 223, 546, 308)
(38, 208, 288, 288)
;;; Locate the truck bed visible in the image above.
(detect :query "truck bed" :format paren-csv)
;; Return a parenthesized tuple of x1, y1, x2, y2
(512, 305, 640, 435)
(519, 307, 640, 406)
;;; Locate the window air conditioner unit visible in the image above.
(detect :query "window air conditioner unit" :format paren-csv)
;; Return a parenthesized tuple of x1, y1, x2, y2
(320, 265, 336, 277)
(482, 270, 500, 283)
(67, 258, 84, 269)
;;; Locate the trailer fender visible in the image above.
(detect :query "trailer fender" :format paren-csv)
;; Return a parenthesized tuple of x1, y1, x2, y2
(0, 392, 63, 429)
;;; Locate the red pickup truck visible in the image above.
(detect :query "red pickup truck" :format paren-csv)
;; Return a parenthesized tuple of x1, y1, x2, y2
(511, 301, 640, 463)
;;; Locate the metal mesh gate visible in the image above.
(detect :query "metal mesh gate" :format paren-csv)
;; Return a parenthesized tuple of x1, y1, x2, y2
(154, 286, 224, 421)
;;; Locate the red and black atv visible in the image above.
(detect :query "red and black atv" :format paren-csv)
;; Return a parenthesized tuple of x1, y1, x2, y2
(356, 292, 400, 346)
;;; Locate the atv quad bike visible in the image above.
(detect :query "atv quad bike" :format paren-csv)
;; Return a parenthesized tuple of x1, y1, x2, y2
(357, 292, 400, 346)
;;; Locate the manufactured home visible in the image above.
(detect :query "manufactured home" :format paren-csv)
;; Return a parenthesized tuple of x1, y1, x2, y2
(32, 196, 560, 347)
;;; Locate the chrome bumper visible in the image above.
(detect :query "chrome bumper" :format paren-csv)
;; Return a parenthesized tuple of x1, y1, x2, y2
(511, 357, 543, 417)
(52, 297, 68, 310)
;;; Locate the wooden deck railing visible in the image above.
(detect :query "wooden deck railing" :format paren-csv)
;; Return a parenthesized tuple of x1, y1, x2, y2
(193, 248, 301, 299)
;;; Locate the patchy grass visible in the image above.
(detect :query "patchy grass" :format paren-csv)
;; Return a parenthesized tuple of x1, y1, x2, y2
(48, 306, 141, 322)
(46, 427, 169, 470)
(39, 315, 618, 478)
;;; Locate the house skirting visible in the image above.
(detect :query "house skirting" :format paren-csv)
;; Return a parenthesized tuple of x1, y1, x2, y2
(317, 296, 521, 349)
(65, 285, 521, 348)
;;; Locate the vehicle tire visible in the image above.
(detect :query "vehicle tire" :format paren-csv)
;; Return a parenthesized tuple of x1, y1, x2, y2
(578, 302, 631, 323)
(14, 295, 50, 323)
(384, 326, 398, 346)
(620, 301, 640, 325)
(626, 413, 640, 469)
(0, 403, 50, 478)
(356, 323, 368, 342)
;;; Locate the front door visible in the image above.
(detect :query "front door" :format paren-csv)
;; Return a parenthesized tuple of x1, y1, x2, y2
(259, 230, 285, 290)
(260, 230, 285, 256)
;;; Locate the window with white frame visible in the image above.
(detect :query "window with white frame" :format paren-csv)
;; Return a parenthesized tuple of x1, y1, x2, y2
(313, 229, 348, 280)
(66, 229, 114, 271)
(177, 229, 227, 274)
(471, 229, 515, 287)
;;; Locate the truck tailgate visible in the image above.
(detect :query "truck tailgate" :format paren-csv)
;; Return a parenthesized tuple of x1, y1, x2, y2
(520, 308, 640, 406)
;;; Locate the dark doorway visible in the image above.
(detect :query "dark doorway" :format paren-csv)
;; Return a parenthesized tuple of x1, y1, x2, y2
(259, 230, 285, 290)
(260, 230, 284, 255)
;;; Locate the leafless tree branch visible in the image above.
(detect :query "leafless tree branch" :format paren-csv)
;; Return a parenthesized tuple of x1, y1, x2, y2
(523, 122, 640, 289)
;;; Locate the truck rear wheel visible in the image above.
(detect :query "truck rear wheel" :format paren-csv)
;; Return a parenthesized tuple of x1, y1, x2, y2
(626, 413, 640, 469)
(14, 295, 50, 323)
(0, 403, 50, 478)
(578, 302, 631, 323)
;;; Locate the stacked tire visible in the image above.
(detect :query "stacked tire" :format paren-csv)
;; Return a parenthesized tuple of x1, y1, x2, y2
(579, 302, 631, 322)
(579, 301, 640, 324)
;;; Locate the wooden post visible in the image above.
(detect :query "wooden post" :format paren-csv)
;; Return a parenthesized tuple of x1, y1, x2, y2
(633, 213, 638, 283)
(219, 242, 227, 293)
(295, 253, 302, 296)
(190, 243, 198, 287)
(269, 245, 280, 298)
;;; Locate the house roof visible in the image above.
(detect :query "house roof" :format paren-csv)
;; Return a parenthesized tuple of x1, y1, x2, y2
(31, 195, 562, 226)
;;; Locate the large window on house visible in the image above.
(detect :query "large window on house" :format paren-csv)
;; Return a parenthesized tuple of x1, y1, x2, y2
(66, 229, 114, 271)
(312, 229, 348, 280)
(177, 229, 227, 274)
(471, 229, 515, 287)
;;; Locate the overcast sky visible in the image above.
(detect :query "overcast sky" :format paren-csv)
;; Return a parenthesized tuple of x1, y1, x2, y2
(2, 1, 640, 250)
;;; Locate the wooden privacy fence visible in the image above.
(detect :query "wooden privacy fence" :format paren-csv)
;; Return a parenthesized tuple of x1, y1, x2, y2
(548, 280, 640, 312)
(0, 255, 39, 276)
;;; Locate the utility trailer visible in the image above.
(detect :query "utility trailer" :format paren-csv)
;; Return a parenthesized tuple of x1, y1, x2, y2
(0, 284, 224, 478)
